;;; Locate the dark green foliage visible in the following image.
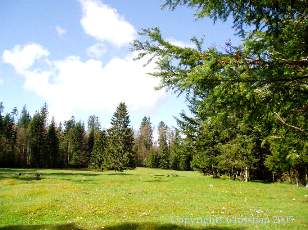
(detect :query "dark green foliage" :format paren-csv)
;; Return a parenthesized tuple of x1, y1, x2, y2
(87, 128, 95, 161)
(71, 121, 88, 167)
(135, 116, 153, 166)
(62, 118, 88, 167)
(0, 102, 157, 171)
(89, 130, 107, 169)
(18, 106, 31, 128)
(28, 104, 48, 168)
(145, 148, 160, 168)
(105, 102, 136, 171)
(0, 106, 17, 168)
(158, 121, 170, 169)
(133, 0, 308, 184)
(169, 129, 180, 170)
(162, 0, 307, 36)
(63, 117, 76, 166)
(169, 129, 192, 170)
(16, 106, 31, 167)
(87, 115, 100, 162)
(56, 123, 66, 168)
(46, 118, 60, 168)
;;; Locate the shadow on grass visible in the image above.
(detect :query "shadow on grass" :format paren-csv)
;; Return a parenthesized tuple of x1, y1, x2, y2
(0, 168, 32, 172)
(0, 223, 81, 230)
(46, 172, 101, 177)
(0, 169, 132, 177)
(105, 172, 134, 176)
(103, 223, 246, 230)
(144, 179, 167, 183)
(0, 168, 134, 183)
(0, 169, 100, 181)
(0, 169, 42, 181)
(0, 223, 247, 230)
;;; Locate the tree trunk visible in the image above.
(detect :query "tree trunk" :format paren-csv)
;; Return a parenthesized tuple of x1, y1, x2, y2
(288, 169, 292, 183)
(245, 166, 249, 182)
(305, 166, 307, 187)
(295, 169, 299, 187)
(67, 142, 71, 165)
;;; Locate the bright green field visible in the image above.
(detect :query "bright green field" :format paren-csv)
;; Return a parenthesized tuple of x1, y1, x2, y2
(0, 168, 307, 230)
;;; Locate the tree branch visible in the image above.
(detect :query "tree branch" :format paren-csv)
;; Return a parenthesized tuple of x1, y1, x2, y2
(274, 112, 308, 135)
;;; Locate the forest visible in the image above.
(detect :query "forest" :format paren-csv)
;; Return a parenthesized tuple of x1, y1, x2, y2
(0, 101, 188, 170)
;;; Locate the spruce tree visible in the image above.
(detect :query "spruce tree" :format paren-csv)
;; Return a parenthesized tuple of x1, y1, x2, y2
(158, 121, 169, 169)
(87, 115, 100, 165)
(135, 116, 153, 166)
(0, 107, 17, 167)
(47, 118, 59, 168)
(90, 130, 107, 169)
(28, 104, 48, 168)
(63, 116, 76, 166)
(169, 128, 181, 170)
(71, 121, 87, 167)
(106, 102, 135, 171)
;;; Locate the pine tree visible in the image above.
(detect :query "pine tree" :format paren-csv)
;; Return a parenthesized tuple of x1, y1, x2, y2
(86, 115, 100, 165)
(62, 117, 88, 167)
(56, 122, 66, 168)
(106, 102, 135, 171)
(16, 105, 31, 167)
(158, 121, 169, 169)
(63, 116, 76, 166)
(71, 121, 87, 167)
(0, 106, 17, 167)
(47, 118, 59, 168)
(90, 130, 107, 169)
(28, 104, 48, 168)
(135, 116, 153, 166)
(145, 147, 160, 168)
(169, 128, 182, 170)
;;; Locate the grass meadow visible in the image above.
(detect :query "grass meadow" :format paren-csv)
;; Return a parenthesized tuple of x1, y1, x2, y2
(0, 168, 307, 229)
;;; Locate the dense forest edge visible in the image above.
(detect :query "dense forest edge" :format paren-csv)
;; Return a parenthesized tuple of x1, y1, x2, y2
(1, 0, 307, 186)
(0, 99, 306, 186)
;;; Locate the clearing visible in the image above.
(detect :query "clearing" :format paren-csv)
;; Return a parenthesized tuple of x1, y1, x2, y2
(0, 168, 307, 229)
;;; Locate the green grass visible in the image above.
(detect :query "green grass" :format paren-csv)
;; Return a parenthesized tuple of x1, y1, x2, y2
(0, 168, 307, 230)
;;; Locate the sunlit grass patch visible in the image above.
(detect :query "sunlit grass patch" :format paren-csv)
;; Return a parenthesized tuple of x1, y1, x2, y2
(0, 168, 307, 229)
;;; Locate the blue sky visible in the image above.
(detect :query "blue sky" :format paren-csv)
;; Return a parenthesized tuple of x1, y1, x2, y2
(0, 0, 240, 131)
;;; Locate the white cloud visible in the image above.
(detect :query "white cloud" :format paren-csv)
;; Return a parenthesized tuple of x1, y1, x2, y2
(2, 43, 49, 74)
(80, 0, 136, 46)
(86, 43, 106, 59)
(0, 77, 3, 85)
(167, 38, 195, 49)
(55, 26, 67, 37)
(2, 43, 164, 122)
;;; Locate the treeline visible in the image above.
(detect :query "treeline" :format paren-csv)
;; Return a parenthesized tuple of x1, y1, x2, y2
(1, 97, 307, 185)
(0, 102, 190, 171)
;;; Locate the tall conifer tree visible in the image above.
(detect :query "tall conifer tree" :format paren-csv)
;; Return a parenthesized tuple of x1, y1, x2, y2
(158, 121, 169, 169)
(106, 102, 135, 171)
